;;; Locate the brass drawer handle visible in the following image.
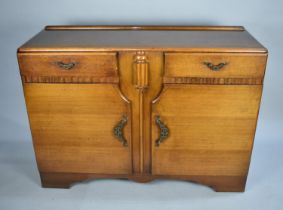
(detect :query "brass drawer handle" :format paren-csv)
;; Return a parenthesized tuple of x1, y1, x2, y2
(113, 115, 128, 146)
(56, 61, 77, 70)
(155, 116, 169, 147)
(203, 62, 228, 71)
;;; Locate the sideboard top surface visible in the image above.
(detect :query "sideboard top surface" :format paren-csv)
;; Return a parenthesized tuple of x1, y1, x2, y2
(18, 25, 267, 53)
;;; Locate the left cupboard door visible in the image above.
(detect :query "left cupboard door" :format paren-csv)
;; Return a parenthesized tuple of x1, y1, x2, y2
(24, 83, 132, 175)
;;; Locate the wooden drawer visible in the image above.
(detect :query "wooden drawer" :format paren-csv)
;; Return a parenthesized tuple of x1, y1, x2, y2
(18, 52, 118, 83)
(164, 53, 267, 79)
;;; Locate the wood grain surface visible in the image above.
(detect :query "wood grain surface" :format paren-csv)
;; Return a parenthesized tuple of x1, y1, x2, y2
(152, 85, 262, 177)
(24, 84, 131, 174)
(165, 53, 267, 79)
(18, 52, 118, 83)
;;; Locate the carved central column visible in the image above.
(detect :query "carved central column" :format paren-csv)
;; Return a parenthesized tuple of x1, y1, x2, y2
(133, 51, 149, 173)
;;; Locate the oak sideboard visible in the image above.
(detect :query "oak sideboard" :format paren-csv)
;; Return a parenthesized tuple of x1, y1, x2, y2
(17, 25, 268, 192)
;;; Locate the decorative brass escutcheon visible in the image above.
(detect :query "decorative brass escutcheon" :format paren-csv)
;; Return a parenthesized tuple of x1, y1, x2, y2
(133, 51, 149, 89)
(155, 116, 169, 147)
(203, 62, 228, 71)
(113, 115, 128, 146)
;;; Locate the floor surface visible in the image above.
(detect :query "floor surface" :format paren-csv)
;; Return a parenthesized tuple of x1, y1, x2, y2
(0, 138, 282, 210)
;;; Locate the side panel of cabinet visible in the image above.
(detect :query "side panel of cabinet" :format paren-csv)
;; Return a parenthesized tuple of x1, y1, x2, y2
(152, 85, 262, 177)
(24, 83, 131, 174)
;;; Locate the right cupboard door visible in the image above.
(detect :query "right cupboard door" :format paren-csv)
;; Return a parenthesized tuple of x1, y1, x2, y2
(151, 84, 262, 178)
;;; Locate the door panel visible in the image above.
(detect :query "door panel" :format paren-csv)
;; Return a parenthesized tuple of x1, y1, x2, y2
(152, 85, 262, 176)
(25, 84, 131, 174)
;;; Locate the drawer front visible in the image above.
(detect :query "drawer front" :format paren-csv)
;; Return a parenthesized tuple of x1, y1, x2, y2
(18, 52, 118, 83)
(164, 53, 267, 79)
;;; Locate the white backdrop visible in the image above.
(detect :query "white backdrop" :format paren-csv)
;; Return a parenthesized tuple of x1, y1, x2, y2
(0, 0, 282, 209)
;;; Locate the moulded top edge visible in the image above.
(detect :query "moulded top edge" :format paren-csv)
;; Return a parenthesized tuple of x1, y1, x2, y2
(17, 47, 268, 54)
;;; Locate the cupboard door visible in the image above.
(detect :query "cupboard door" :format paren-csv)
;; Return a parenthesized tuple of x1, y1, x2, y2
(152, 85, 262, 177)
(25, 84, 131, 174)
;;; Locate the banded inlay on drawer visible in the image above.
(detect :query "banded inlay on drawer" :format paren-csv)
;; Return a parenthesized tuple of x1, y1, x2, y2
(164, 53, 267, 84)
(18, 52, 119, 83)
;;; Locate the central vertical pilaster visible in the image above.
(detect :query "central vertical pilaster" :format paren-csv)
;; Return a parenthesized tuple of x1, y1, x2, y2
(118, 51, 163, 175)
(133, 51, 149, 174)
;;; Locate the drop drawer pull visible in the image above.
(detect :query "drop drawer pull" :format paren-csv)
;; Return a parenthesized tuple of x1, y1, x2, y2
(55, 61, 77, 70)
(203, 62, 228, 71)
(155, 116, 169, 147)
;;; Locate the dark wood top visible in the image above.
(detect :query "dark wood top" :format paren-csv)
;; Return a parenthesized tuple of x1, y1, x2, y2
(18, 26, 267, 53)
